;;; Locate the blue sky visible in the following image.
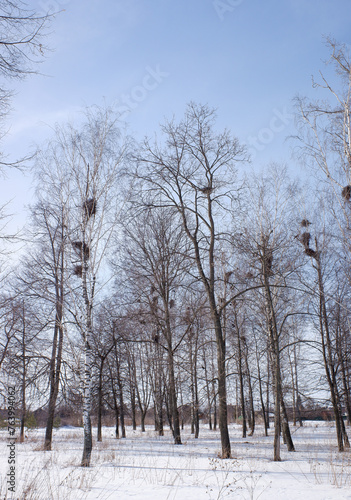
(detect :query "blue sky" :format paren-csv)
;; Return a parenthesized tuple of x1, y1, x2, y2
(1, 0, 351, 231)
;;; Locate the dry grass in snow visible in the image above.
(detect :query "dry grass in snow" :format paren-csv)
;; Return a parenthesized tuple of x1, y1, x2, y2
(0, 422, 351, 499)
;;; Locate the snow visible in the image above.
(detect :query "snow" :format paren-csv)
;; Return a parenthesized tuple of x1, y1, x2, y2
(1, 422, 351, 499)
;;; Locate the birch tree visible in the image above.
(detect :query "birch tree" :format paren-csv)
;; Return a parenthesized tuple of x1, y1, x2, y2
(50, 106, 127, 466)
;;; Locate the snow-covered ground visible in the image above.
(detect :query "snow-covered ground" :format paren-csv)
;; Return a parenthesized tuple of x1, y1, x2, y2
(1, 422, 351, 499)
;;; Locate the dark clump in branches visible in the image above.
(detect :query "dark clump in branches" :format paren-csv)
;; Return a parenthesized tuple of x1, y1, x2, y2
(341, 186, 351, 201)
(199, 186, 214, 195)
(297, 221, 319, 260)
(265, 250, 273, 276)
(72, 241, 90, 259)
(301, 232, 311, 249)
(73, 265, 82, 277)
(150, 295, 158, 314)
(301, 219, 311, 227)
(305, 248, 318, 259)
(83, 198, 97, 218)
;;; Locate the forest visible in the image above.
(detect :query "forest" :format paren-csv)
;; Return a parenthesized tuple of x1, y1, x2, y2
(0, 32, 350, 477)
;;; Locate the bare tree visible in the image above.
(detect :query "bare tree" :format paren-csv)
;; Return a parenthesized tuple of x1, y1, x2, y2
(135, 103, 247, 458)
(295, 39, 351, 261)
(23, 148, 74, 451)
(133, 341, 153, 432)
(297, 214, 350, 451)
(121, 207, 190, 444)
(89, 307, 114, 443)
(2, 295, 48, 442)
(233, 166, 299, 460)
(0, 1, 54, 165)
(295, 33, 351, 434)
(0, 295, 17, 373)
(47, 106, 127, 466)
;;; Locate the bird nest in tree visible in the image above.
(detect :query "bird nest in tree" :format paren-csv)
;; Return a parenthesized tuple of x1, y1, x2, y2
(342, 186, 351, 201)
(305, 248, 318, 259)
(83, 198, 97, 218)
(298, 229, 318, 259)
(72, 241, 90, 259)
(301, 232, 311, 248)
(200, 186, 214, 195)
(73, 265, 82, 277)
(301, 219, 311, 227)
(264, 250, 273, 275)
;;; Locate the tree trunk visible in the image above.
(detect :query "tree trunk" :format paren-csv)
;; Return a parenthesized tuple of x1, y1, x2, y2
(164, 305, 181, 444)
(194, 376, 200, 439)
(266, 354, 270, 429)
(213, 381, 217, 431)
(136, 387, 148, 433)
(247, 370, 255, 437)
(115, 347, 126, 439)
(256, 347, 268, 436)
(202, 347, 212, 430)
(293, 343, 303, 427)
(338, 323, 351, 426)
(235, 310, 247, 439)
(158, 383, 164, 437)
(168, 348, 181, 444)
(261, 240, 294, 460)
(44, 218, 65, 452)
(340, 355, 351, 426)
(281, 395, 295, 451)
(136, 389, 148, 433)
(81, 338, 93, 466)
(44, 322, 64, 450)
(189, 332, 199, 438)
(264, 284, 282, 461)
(214, 313, 231, 457)
(182, 188, 231, 457)
(108, 360, 119, 438)
(131, 385, 137, 431)
(81, 252, 94, 466)
(290, 352, 297, 427)
(97, 357, 104, 442)
(272, 350, 281, 462)
(141, 412, 146, 432)
(315, 248, 349, 451)
(115, 405, 119, 438)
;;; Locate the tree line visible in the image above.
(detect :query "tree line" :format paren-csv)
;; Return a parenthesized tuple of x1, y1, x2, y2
(0, 31, 351, 466)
